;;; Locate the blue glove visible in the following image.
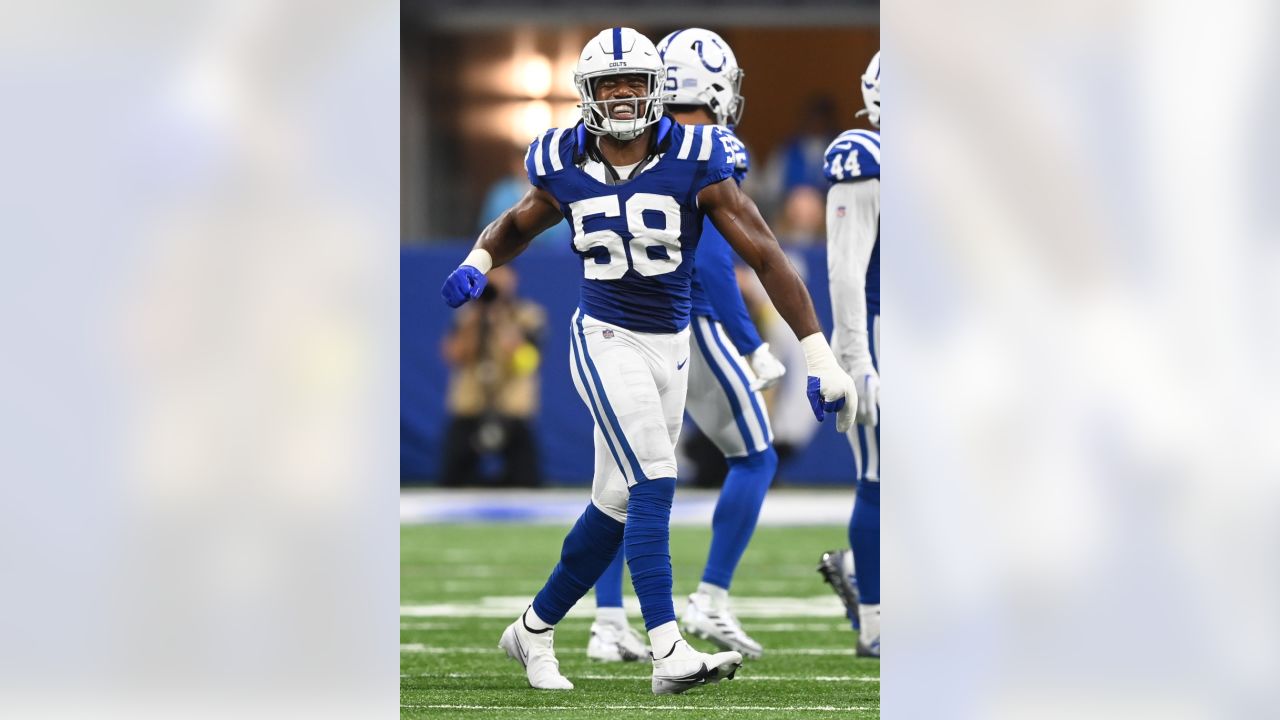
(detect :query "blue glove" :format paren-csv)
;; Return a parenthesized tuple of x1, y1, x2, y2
(441, 265, 487, 308)
(807, 376, 848, 423)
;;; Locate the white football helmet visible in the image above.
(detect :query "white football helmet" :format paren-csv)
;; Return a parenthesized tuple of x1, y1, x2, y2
(858, 52, 880, 128)
(656, 28, 744, 127)
(574, 27, 666, 141)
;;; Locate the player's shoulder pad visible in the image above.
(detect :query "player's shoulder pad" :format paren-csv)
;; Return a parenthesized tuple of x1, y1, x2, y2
(717, 125, 750, 182)
(671, 121, 737, 193)
(524, 124, 579, 186)
(669, 121, 736, 168)
(823, 128, 880, 183)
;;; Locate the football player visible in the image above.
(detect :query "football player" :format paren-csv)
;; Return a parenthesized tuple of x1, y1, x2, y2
(442, 27, 856, 694)
(586, 28, 783, 664)
(816, 51, 881, 659)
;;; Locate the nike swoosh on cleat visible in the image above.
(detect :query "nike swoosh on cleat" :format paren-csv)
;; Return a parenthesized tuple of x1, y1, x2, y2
(668, 663, 714, 684)
(512, 633, 529, 665)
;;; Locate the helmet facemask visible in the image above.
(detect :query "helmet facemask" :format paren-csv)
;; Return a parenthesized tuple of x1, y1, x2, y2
(576, 69, 666, 141)
(857, 53, 880, 128)
(717, 66, 745, 127)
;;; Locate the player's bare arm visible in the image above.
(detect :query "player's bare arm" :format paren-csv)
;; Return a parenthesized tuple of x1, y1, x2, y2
(441, 186, 561, 308)
(476, 186, 564, 268)
(698, 178, 821, 340)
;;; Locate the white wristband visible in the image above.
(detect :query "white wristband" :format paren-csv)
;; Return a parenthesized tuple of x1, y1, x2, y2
(462, 248, 493, 274)
(799, 333, 840, 374)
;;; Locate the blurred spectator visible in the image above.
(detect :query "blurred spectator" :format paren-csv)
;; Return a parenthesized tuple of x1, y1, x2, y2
(758, 96, 841, 219)
(477, 148, 572, 247)
(439, 266, 546, 486)
(774, 185, 827, 247)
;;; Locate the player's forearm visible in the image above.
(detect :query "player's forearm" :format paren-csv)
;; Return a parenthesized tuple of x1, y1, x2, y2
(473, 210, 536, 269)
(828, 275, 870, 370)
(826, 223, 870, 368)
(754, 252, 823, 341)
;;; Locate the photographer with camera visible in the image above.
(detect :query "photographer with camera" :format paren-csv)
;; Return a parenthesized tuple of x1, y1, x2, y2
(439, 265, 546, 487)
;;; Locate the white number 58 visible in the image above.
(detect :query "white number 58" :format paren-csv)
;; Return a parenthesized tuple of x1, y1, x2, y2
(570, 193, 682, 279)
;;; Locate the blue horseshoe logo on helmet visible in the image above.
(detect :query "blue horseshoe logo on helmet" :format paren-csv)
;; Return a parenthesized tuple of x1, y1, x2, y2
(692, 39, 726, 73)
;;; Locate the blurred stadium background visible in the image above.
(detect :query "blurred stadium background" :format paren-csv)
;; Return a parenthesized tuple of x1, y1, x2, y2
(401, 0, 879, 491)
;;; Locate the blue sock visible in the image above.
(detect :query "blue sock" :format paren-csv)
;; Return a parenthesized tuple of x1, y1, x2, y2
(849, 480, 880, 604)
(701, 447, 777, 589)
(531, 502, 625, 625)
(594, 547, 626, 608)
(625, 477, 678, 630)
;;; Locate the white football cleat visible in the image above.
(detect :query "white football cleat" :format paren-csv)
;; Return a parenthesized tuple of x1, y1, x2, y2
(856, 604, 881, 659)
(857, 635, 881, 658)
(681, 591, 764, 659)
(587, 620, 650, 662)
(651, 638, 742, 695)
(498, 613, 574, 690)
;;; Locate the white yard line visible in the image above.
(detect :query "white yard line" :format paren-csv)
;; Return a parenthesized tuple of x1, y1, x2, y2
(403, 672, 878, 683)
(401, 644, 862, 656)
(401, 595, 845, 619)
(400, 620, 848, 632)
(402, 704, 875, 712)
(399, 617, 844, 627)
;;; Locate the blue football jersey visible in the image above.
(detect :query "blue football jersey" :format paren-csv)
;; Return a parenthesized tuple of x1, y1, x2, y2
(525, 117, 737, 333)
(823, 129, 880, 183)
(689, 126, 749, 320)
(824, 128, 880, 315)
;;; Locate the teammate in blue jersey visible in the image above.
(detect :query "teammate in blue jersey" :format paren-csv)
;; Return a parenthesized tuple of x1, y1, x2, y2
(441, 27, 857, 694)
(585, 28, 786, 664)
(815, 51, 882, 659)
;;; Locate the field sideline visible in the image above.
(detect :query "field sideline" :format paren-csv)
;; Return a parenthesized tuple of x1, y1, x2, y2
(402, 521, 879, 719)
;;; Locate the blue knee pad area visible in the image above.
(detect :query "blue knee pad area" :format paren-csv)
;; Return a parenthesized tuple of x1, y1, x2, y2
(531, 502, 625, 625)
(625, 477, 678, 630)
(849, 480, 880, 605)
(702, 447, 778, 589)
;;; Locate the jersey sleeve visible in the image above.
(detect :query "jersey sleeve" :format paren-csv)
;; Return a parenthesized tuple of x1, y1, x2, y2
(691, 125, 738, 194)
(524, 128, 571, 189)
(722, 127, 751, 185)
(694, 220, 764, 356)
(523, 133, 545, 189)
(826, 179, 880, 373)
(823, 130, 881, 183)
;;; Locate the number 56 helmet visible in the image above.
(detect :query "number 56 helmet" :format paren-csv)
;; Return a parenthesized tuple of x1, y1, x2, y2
(656, 28, 745, 127)
(574, 27, 666, 141)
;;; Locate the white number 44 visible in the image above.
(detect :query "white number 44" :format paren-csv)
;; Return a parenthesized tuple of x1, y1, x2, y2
(827, 151, 861, 181)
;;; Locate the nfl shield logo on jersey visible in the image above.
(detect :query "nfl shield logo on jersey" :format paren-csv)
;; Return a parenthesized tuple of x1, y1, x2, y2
(602, 329, 614, 339)
(836, 206, 846, 218)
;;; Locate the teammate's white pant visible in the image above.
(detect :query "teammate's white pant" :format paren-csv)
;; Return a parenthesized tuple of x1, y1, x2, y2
(569, 310, 689, 523)
(685, 316, 774, 458)
(845, 313, 879, 482)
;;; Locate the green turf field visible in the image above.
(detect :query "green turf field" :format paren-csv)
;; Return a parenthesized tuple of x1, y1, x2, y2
(401, 523, 879, 718)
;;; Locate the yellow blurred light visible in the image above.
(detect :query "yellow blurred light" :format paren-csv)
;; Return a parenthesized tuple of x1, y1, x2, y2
(555, 102, 581, 128)
(513, 100, 551, 145)
(514, 55, 552, 99)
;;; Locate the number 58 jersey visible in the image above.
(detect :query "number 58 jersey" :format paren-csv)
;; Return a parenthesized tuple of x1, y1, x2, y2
(525, 117, 737, 334)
